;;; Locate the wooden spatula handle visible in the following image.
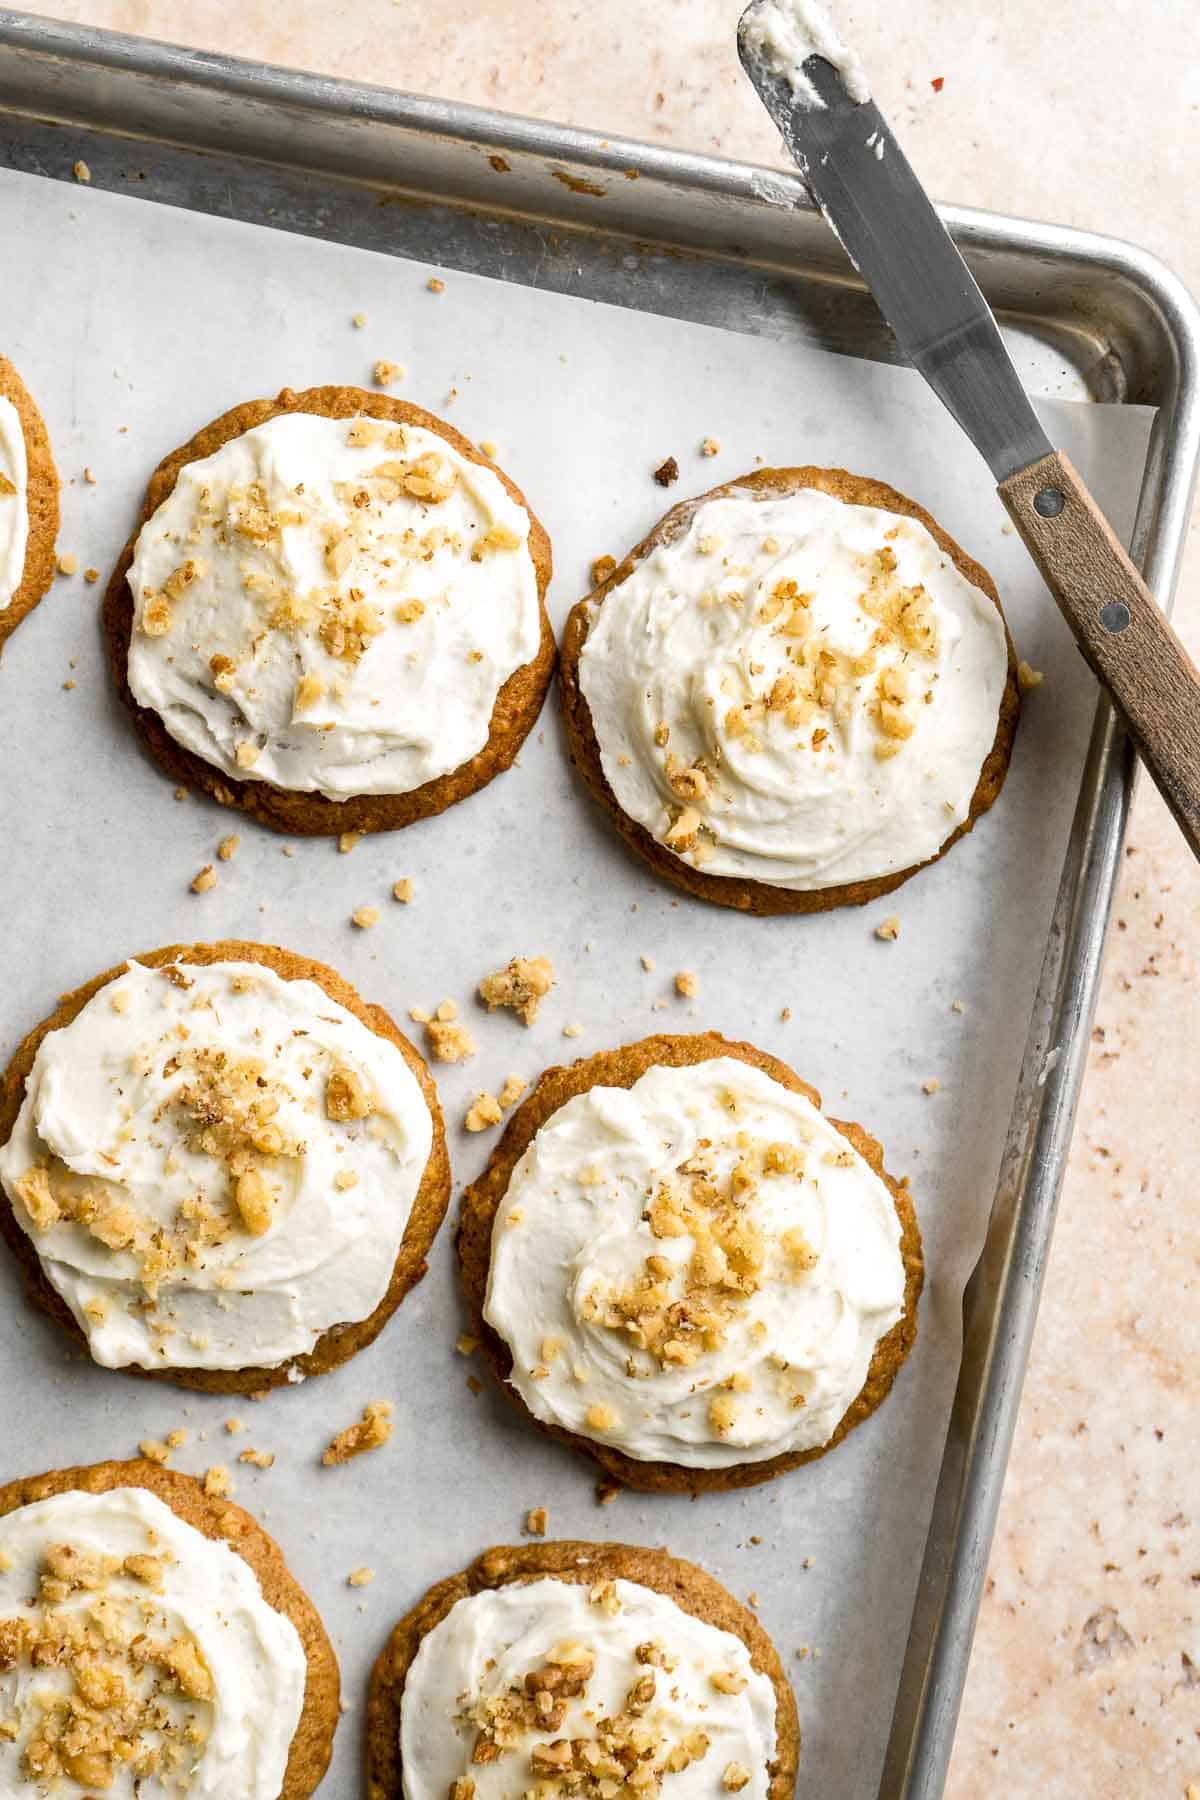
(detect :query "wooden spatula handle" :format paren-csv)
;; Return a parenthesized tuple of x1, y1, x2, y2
(999, 448, 1200, 859)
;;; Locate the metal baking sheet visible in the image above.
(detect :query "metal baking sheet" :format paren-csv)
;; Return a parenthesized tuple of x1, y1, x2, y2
(0, 17, 1196, 1800)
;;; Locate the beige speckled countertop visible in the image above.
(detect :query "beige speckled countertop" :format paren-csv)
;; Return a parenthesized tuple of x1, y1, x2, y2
(14, 0, 1200, 1791)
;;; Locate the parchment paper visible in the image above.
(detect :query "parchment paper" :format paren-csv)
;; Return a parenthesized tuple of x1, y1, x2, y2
(0, 165, 1153, 1797)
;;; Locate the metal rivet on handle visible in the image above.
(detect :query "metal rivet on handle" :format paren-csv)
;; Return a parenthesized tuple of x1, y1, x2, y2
(1034, 486, 1065, 518)
(1099, 599, 1131, 634)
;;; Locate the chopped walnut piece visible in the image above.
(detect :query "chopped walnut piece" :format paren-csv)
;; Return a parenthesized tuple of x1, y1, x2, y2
(123, 1553, 165, 1590)
(664, 806, 702, 850)
(922, 1077, 941, 1095)
(674, 970, 698, 998)
(238, 1447, 275, 1468)
(498, 1073, 526, 1109)
(524, 1506, 548, 1537)
(1017, 659, 1044, 691)
(875, 915, 900, 942)
(700, 436, 720, 456)
(562, 1023, 583, 1039)
(723, 1763, 752, 1791)
(653, 456, 679, 487)
(338, 831, 362, 854)
(478, 955, 557, 1026)
(373, 359, 404, 387)
(322, 1400, 394, 1465)
(165, 1636, 214, 1700)
(14, 1166, 60, 1232)
(395, 598, 425, 623)
(392, 878, 413, 902)
(225, 1416, 245, 1434)
(233, 1168, 274, 1236)
(138, 1438, 171, 1464)
(234, 740, 260, 769)
(348, 1566, 375, 1586)
(449, 1782, 476, 1800)
(351, 905, 380, 929)
(465, 1092, 503, 1132)
(201, 1466, 231, 1498)
(709, 1394, 738, 1436)
(426, 1013, 477, 1063)
(711, 1669, 748, 1695)
(427, 276, 445, 292)
(352, 311, 368, 328)
(190, 865, 217, 894)
(471, 522, 522, 562)
(56, 552, 78, 576)
(585, 1403, 618, 1433)
(72, 158, 91, 182)
(326, 1065, 373, 1122)
(217, 834, 240, 862)
(294, 670, 323, 712)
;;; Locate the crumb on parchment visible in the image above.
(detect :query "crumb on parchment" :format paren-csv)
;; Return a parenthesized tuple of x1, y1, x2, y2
(202, 1466, 231, 1498)
(348, 1567, 375, 1586)
(190, 865, 217, 894)
(478, 955, 556, 1026)
(465, 1092, 503, 1132)
(875, 916, 900, 942)
(322, 1400, 394, 1466)
(424, 999, 477, 1064)
(700, 437, 720, 457)
(922, 1077, 941, 1095)
(653, 456, 679, 487)
(338, 831, 362, 854)
(392, 878, 413, 903)
(217, 835, 240, 862)
(427, 276, 445, 293)
(591, 554, 617, 587)
(56, 553, 78, 577)
(498, 1073, 526, 1109)
(1017, 660, 1044, 692)
(352, 905, 380, 929)
(674, 970, 698, 998)
(238, 1448, 275, 1469)
(373, 359, 403, 388)
(524, 1507, 548, 1538)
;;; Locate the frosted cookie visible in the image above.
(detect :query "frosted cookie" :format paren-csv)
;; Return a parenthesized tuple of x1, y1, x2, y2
(458, 1033, 921, 1494)
(0, 1458, 337, 1797)
(561, 467, 1018, 912)
(0, 356, 59, 655)
(0, 940, 450, 1393)
(103, 386, 555, 834)
(366, 1540, 799, 1800)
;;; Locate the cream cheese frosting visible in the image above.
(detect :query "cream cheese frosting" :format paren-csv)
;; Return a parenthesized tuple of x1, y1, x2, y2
(0, 1485, 305, 1798)
(400, 1576, 777, 1800)
(0, 957, 434, 1371)
(125, 410, 542, 799)
(578, 486, 1009, 891)
(0, 396, 29, 612)
(740, 0, 870, 107)
(484, 1056, 906, 1467)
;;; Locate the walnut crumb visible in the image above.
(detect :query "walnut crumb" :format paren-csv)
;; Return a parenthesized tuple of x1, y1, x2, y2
(190, 865, 217, 894)
(674, 970, 698, 998)
(338, 831, 362, 853)
(351, 905, 380, 929)
(455, 1333, 480, 1357)
(585, 1403, 618, 1433)
(373, 359, 404, 387)
(478, 955, 556, 1025)
(640, 954, 655, 971)
(224, 1417, 245, 1434)
(348, 1566, 375, 1586)
(392, 878, 413, 902)
(723, 1764, 751, 1792)
(480, 439, 499, 459)
(164, 1428, 187, 1449)
(202, 1465, 231, 1497)
(56, 552, 78, 576)
(72, 158, 91, 182)
(427, 276, 445, 293)
(322, 1400, 394, 1466)
(951, 999, 965, 1013)
(922, 1077, 941, 1095)
(562, 1023, 583, 1039)
(352, 311, 368, 328)
(138, 1439, 170, 1464)
(653, 456, 679, 487)
(700, 436, 720, 457)
(591, 554, 617, 587)
(596, 1477, 622, 1506)
(498, 1073, 527, 1109)
(238, 1447, 275, 1469)
(425, 1010, 477, 1063)
(84, 566, 99, 582)
(1017, 660, 1044, 692)
(780, 1006, 792, 1021)
(524, 1507, 548, 1537)
(875, 916, 900, 942)
(217, 834, 240, 862)
(465, 1092, 503, 1132)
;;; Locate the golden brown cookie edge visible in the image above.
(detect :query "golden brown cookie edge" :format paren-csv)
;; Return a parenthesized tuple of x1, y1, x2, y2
(102, 385, 556, 834)
(0, 939, 451, 1395)
(456, 1031, 922, 1495)
(0, 355, 60, 654)
(559, 465, 1020, 913)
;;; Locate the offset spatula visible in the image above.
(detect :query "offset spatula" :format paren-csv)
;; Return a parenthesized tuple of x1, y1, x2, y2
(738, 3, 1200, 859)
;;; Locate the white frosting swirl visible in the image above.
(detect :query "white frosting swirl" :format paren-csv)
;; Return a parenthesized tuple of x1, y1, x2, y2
(0, 957, 434, 1371)
(578, 487, 1009, 890)
(126, 410, 542, 799)
(400, 1576, 777, 1800)
(0, 396, 29, 612)
(0, 1485, 305, 1799)
(484, 1056, 906, 1467)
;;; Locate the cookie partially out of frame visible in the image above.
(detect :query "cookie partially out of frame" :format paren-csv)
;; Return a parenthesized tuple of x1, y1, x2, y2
(366, 1539, 800, 1800)
(0, 355, 59, 654)
(0, 1457, 338, 1798)
(0, 939, 451, 1394)
(457, 1031, 922, 1495)
(102, 384, 556, 834)
(560, 465, 1019, 913)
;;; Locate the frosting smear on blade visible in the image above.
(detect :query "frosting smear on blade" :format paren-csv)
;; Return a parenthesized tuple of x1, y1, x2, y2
(741, 0, 870, 108)
(400, 1577, 777, 1800)
(0, 396, 29, 611)
(126, 411, 541, 799)
(0, 958, 433, 1371)
(578, 486, 1008, 891)
(484, 1057, 906, 1468)
(0, 1486, 305, 1798)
